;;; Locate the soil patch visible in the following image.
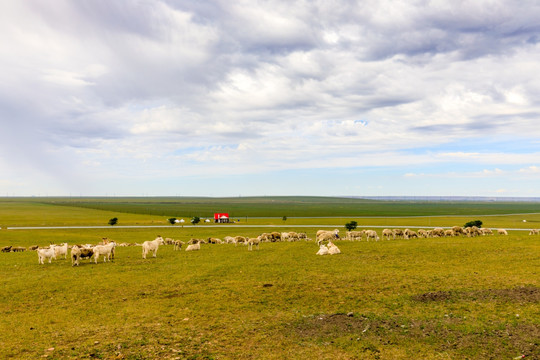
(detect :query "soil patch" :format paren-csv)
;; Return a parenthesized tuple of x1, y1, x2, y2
(412, 286, 540, 303)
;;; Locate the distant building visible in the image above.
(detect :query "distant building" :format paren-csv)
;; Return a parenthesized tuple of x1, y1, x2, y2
(214, 213, 230, 223)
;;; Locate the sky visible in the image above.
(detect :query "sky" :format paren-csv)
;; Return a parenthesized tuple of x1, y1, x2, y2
(1, 0, 540, 197)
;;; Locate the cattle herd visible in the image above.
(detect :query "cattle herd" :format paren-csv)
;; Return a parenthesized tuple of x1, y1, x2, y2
(1, 227, 538, 265)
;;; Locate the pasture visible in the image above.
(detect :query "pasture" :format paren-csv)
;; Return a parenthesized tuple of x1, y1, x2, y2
(1, 198, 539, 359)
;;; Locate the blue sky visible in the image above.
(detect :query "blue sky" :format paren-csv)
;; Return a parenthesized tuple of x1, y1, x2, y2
(1, 1, 540, 197)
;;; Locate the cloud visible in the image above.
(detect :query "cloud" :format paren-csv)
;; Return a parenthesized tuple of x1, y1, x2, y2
(1, 1, 540, 195)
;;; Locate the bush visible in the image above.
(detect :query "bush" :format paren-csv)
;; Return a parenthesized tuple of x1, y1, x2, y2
(464, 220, 482, 228)
(191, 216, 200, 225)
(168, 218, 177, 225)
(345, 221, 358, 231)
(108, 217, 118, 226)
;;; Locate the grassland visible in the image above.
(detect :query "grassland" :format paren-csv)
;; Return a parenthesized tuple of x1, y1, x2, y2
(1, 197, 539, 359)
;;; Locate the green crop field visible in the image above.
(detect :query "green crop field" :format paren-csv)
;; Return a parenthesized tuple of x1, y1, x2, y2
(1, 197, 539, 359)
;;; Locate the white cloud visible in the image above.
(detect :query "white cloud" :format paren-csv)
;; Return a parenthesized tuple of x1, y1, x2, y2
(2, 1, 540, 196)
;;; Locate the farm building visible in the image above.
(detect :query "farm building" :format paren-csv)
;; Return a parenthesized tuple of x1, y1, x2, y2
(214, 213, 230, 223)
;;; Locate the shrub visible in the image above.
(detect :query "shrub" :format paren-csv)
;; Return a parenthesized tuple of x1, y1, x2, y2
(345, 221, 358, 231)
(464, 220, 482, 228)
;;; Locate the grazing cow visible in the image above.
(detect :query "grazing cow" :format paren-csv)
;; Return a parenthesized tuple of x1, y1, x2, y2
(142, 236, 165, 259)
(37, 246, 56, 264)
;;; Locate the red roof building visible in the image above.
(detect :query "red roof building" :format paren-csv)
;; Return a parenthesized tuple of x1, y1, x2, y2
(214, 213, 230, 223)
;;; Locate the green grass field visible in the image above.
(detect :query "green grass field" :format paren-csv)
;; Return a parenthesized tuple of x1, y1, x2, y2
(1, 197, 539, 359)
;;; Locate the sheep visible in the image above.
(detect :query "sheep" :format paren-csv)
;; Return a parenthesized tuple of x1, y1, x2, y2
(480, 228, 493, 235)
(53, 243, 68, 259)
(93, 242, 116, 263)
(270, 232, 282, 242)
(233, 236, 247, 246)
(316, 229, 339, 243)
(207, 237, 223, 244)
(452, 226, 465, 236)
(185, 240, 201, 251)
(407, 230, 419, 239)
(365, 230, 379, 241)
(298, 232, 310, 241)
(444, 229, 455, 237)
(1, 246, 12, 252)
(71, 245, 94, 266)
(282, 232, 300, 242)
(246, 237, 260, 251)
(346, 230, 364, 241)
(316, 244, 329, 255)
(317, 232, 338, 245)
(529, 229, 539, 235)
(382, 229, 394, 240)
(142, 236, 165, 259)
(37, 245, 56, 264)
(11, 246, 26, 252)
(173, 240, 184, 251)
(164, 238, 175, 245)
(392, 229, 404, 239)
(417, 229, 428, 238)
(223, 236, 236, 244)
(432, 228, 445, 237)
(497, 229, 508, 236)
(28, 245, 39, 251)
(258, 233, 272, 242)
(327, 241, 341, 255)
